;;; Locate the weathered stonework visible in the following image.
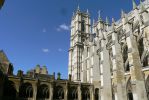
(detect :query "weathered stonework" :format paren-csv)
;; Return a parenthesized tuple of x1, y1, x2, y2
(68, 0, 149, 100)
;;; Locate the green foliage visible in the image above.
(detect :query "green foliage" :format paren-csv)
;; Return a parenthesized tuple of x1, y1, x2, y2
(57, 72, 61, 80)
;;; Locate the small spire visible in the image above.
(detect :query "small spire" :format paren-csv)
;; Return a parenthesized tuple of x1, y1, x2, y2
(93, 19, 95, 25)
(121, 9, 125, 18)
(86, 9, 89, 14)
(112, 18, 115, 24)
(112, 18, 115, 30)
(77, 5, 80, 10)
(124, 14, 129, 23)
(105, 17, 109, 25)
(77, 5, 80, 12)
(73, 12, 75, 16)
(98, 10, 102, 21)
(132, 0, 137, 10)
(140, 0, 146, 12)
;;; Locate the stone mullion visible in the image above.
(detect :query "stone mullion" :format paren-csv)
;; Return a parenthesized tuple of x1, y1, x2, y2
(64, 82, 68, 100)
(124, 22, 147, 100)
(90, 85, 94, 100)
(83, 48, 87, 83)
(78, 84, 82, 100)
(111, 31, 127, 100)
(33, 85, 37, 100)
(14, 81, 20, 99)
(47, 84, 50, 100)
(68, 49, 73, 76)
(49, 83, 53, 100)
(76, 47, 79, 80)
(100, 39, 112, 100)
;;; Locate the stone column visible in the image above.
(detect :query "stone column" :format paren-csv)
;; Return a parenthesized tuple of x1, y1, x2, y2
(78, 84, 82, 100)
(14, 81, 20, 100)
(124, 19, 147, 100)
(83, 56, 87, 83)
(99, 38, 112, 100)
(0, 76, 4, 100)
(49, 83, 53, 100)
(48, 84, 50, 100)
(111, 30, 127, 100)
(33, 85, 37, 100)
(68, 49, 73, 76)
(90, 85, 94, 100)
(142, 10, 149, 66)
(0, 70, 6, 100)
(64, 82, 68, 100)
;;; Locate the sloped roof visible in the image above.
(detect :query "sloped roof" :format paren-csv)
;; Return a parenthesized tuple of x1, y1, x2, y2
(0, 50, 9, 63)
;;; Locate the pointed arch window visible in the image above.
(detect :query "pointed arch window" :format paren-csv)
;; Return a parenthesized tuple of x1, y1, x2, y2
(95, 88, 99, 100)
(81, 20, 85, 32)
(143, 55, 148, 67)
(122, 45, 130, 71)
(3, 80, 17, 100)
(126, 78, 133, 100)
(87, 47, 89, 57)
(82, 87, 90, 100)
(138, 38, 144, 59)
(68, 87, 78, 100)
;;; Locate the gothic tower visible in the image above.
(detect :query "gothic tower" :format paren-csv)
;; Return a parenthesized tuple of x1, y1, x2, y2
(68, 7, 91, 82)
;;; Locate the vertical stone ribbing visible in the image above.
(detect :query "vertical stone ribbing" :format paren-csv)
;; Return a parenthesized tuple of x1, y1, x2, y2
(111, 31, 127, 100)
(90, 85, 94, 100)
(69, 9, 91, 82)
(64, 82, 68, 100)
(33, 85, 37, 100)
(78, 84, 82, 100)
(124, 20, 147, 100)
(49, 83, 53, 100)
(100, 39, 112, 100)
(68, 49, 72, 76)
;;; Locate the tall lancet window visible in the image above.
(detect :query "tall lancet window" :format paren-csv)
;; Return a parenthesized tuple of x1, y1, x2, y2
(138, 38, 144, 59)
(81, 20, 85, 32)
(122, 45, 129, 71)
(96, 28, 99, 36)
(143, 55, 148, 67)
(126, 79, 133, 100)
(87, 47, 89, 57)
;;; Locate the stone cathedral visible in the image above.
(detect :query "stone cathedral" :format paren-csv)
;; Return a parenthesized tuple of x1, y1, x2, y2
(68, 0, 149, 100)
(1, 0, 149, 100)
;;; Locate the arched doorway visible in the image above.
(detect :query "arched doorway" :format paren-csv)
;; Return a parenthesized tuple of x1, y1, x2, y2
(126, 78, 133, 100)
(68, 87, 78, 100)
(3, 80, 17, 100)
(19, 82, 33, 100)
(82, 87, 90, 100)
(145, 76, 149, 99)
(53, 86, 64, 100)
(95, 88, 99, 100)
(37, 84, 49, 100)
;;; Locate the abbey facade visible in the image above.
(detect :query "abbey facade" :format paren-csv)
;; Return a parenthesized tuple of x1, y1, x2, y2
(68, 0, 149, 100)
(1, 0, 149, 100)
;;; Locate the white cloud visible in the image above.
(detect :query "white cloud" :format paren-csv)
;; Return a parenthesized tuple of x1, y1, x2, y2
(58, 48, 62, 52)
(58, 48, 65, 52)
(42, 28, 47, 33)
(42, 48, 49, 53)
(57, 23, 70, 31)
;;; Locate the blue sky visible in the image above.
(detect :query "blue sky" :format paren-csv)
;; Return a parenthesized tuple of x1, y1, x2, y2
(0, 0, 140, 78)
